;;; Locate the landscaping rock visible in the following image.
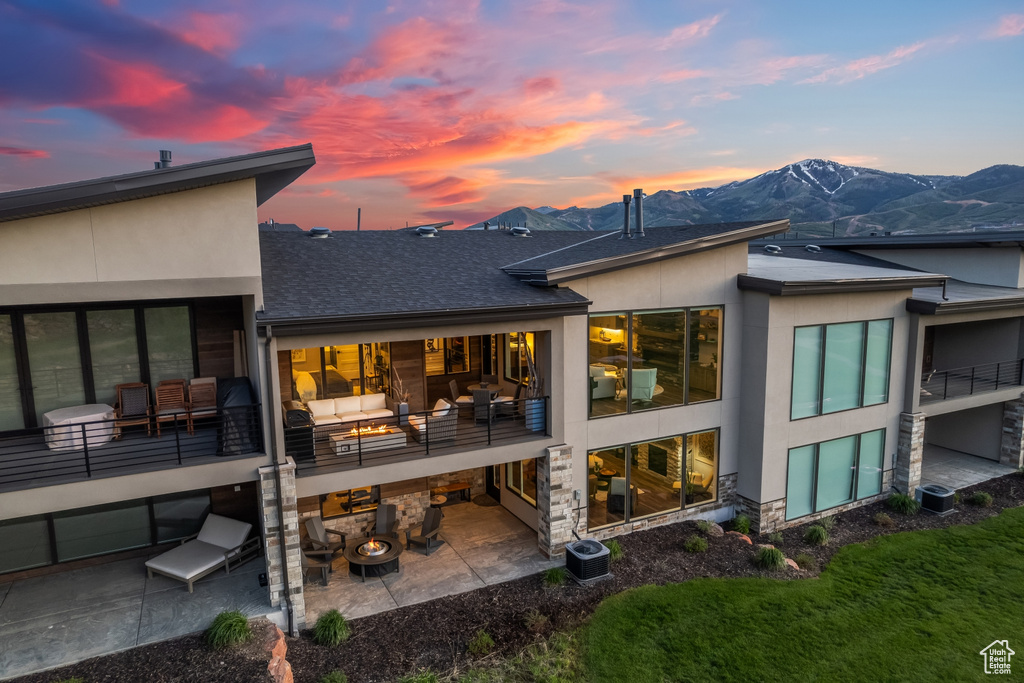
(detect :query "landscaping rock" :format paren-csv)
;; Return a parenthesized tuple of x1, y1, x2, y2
(756, 544, 775, 550)
(264, 624, 292, 683)
(785, 558, 800, 570)
(706, 523, 724, 537)
(726, 531, 752, 544)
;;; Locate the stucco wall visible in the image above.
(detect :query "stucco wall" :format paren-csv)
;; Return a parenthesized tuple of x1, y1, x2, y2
(925, 403, 1003, 460)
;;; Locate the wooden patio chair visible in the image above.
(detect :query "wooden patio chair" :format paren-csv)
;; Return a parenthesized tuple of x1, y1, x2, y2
(155, 382, 191, 437)
(113, 382, 152, 438)
(301, 549, 334, 586)
(405, 507, 445, 555)
(305, 517, 346, 556)
(188, 380, 218, 429)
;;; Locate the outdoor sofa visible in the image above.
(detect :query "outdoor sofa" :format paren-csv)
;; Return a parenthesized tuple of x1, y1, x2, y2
(306, 394, 395, 427)
(144, 513, 260, 593)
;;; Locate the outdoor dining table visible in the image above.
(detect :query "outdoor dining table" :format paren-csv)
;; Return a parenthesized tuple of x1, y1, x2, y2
(466, 382, 499, 396)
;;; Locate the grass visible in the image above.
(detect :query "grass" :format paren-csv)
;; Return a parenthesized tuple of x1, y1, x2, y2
(793, 553, 816, 570)
(543, 567, 567, 587)
(887, 493, 921, 515)
(696, 520, 713, 535)
(683, 535, 708, 553)
(313, 609, 350, 647)
(524, 608, 548, 632)
(753, 547, 786, 571)
(583, 507, 1024, 682)
(766, 531, 784, 546)
(453, 631, 585, 683)
(603, 539, 624, 561)
(803, 524, 829, 546)
(319, 672, 348, 683)
(205, 611, 252, 649)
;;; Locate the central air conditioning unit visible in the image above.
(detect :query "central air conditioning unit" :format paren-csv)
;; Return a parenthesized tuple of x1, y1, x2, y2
(565, 539, 610, 583)
(916, 484, 955, 515)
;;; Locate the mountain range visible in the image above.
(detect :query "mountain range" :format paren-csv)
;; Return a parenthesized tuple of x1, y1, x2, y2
(467, 160, 1024, 236)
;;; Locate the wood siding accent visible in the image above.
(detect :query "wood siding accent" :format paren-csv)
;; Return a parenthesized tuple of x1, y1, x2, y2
(278, 350, 293, 404)
(210, 481, 259, 530)
(194, 297, 243, 379)
(380, 477, 428, 498)
(390, 339, 426, 412)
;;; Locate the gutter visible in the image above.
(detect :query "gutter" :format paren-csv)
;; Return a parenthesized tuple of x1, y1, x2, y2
(906, 295, 1024, 315)
(737, 273, 948, 296)
(264, 324, 297, 636)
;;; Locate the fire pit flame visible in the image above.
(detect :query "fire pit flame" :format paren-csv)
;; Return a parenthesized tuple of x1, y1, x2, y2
(350, 424, 393, 437)
(357, 537, 391, 557)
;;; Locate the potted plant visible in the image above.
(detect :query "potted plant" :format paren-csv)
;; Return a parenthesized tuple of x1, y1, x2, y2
(521, 333, 545, 432)
(390, 366, 411, 426)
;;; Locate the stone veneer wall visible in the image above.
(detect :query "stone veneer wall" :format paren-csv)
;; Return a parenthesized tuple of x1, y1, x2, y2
(428, 467, 486, 496)
(1000, 397, 1024, 468)
(298, 490, 431, 539)
(580, 473, 738, 541)
(538, 445, 574, 558)
(895, 412, 925, 497)
(738, 469, 895, 533)
(258, 460, 305, 630)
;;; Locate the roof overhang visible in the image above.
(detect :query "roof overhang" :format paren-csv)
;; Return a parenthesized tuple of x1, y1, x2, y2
(257, 299, 591, 337)
(906, 295, 1024, 315)
(0, 144, 315, 223)
(505, 219, 790, 285)
(738, 273, 947, 296)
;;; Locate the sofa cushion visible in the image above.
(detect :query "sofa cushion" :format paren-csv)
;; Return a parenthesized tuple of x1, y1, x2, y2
(334, 395, 362, 415)
(312, 414, 342, 426)
(144, 540, 229, 580)
(432, 398, 450, 417)
(361, 393, 387, 411)
(364, 408, 393, 420)
(307, 399, 336, 417)
(338, 411, 369, 423)
(196, 513, 252, 550)
(589, 365, 605, 378)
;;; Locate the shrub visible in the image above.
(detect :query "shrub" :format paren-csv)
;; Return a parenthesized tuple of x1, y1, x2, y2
(319, 672, 348, 683)
(873, 512, 894, 527)
(804, 525, 829, 546)
(468, 629, 495, 656)
(54, 679, 85, 683)
(754, 547, 786, 571)
(684, 535, 708, 553)
(794, 553, 817, 570)
(206, 610, 252, 649)
(603, 539, 624, 561)
(523, 608, 548, 632)
(968, 491, 994, 507)
(696, 519, 712, 535)
(313, 609, 350, 647)
(732, 514, 751, 535)
(818, 515, 836, 531)
(767, 531, 784, 546)
(397, 672, 440, 683)
(887, 493, 920, 515)
(543, 567, 566, 587)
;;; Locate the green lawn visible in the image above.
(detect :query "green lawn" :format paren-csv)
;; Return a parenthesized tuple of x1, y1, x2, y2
(583, 508, 1024, 682)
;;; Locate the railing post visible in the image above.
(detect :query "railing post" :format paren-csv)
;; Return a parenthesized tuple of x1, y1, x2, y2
(424, 414, 430, 456)
(970, 367, 976, 395)
(943, 372, 948, 400)
(81, 423, 92, 478)
(487, 407, 492, 445)
(357, 421, 363, 466)
(996, 361, 1001, 391)
(174, 415, 182, 465)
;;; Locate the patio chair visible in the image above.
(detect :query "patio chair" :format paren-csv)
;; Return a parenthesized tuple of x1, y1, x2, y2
(305, 516, 346, 556)
(473, 389, 495, 424)
(363, 503, 399, 539)
(155, 382, 191, 437)
(144, 513, 259, 593)
(301, 548, 334, 586)
(495, 382, 522, 419)
(405, 507, 445, 555)
(113, 382, 152, 438)
(188, 380, 218, 429)
(449, 379, 473, 413)
(409, 399, 458, 444)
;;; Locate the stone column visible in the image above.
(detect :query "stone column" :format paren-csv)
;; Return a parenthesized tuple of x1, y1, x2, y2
(1000, 396, 1024, 468)
(258, 459, 305, 631)
(537, 444, 574, 558)
(895, 412, 926, 497)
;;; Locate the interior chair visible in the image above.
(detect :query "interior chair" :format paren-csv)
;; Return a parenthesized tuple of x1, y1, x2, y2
(154, 383, 191, 437)
(590, 365, 617, 399)
(294, 371, 318, 403)
(473, 389, 495, 424)
(631, 368, 658, 402)
(448, 379, 473, 413)
(363, 503, 399, 539)
(113, 382, 152, 438)
(304, 516, 346, 556)
(607, 477, 638, 515)
(405, 507, 445, 555)
(188, 380, 218, 429)
(301, 549, 334, 586)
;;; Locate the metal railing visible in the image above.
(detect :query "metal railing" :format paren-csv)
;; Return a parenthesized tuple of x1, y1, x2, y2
(0, 405, 263, 492)
(290, 396, 549, 475)
(919, 359, 1024, 404)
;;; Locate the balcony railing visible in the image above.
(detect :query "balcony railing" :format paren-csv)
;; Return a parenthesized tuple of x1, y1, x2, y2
(0, 405, 263, 493)
(290, 396, 549, 475)
(919, 359, 1024, 404)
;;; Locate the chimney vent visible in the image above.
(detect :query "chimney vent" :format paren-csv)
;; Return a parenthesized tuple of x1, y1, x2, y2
(620, 194, 632, 238)
(309, 226, 331, 238)
(633, 188, 645, 237)
(764, 244, 782, 254)
(415, 226, 438, 237)
(154, 150, 172, 169)
(510, 225, 532, 237)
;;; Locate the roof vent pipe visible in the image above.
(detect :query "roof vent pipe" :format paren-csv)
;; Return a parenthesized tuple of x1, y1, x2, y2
(309, 226, 330, 238)
(415, 225, 438, 237)
(154, 150, 172, 169)
(620, 194, 632, 239)
(510, 225, 531, 237)
(633, 188, 645, 238)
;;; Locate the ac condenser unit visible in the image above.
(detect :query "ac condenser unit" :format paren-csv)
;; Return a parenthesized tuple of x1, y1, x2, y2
(565, 539, 610, 583)
(917, 484, 955, 515)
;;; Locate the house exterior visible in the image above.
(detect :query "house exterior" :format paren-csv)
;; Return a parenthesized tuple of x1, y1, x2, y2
(3, 146, 1024, 633)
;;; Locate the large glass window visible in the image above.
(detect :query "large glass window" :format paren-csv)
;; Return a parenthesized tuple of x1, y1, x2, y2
(425, 337, 469, 376)
(786, 429, 885, 520)
(587, 429, 718, 530)
(0, 515, 51, 574)
(0, 315, 23, 430)
(24, 311, 86, 424)
(321, 486, 381, 519)
(145, 306, 194, 386)
(506, 458, 537, 506)
(153, 491, 211, 543)
(505, 332, 535, 384)
(87, 309, 141, 406)
(791, 319, 892, 419)
(589, 307, 722, 418)
(53, 500, 152, 562)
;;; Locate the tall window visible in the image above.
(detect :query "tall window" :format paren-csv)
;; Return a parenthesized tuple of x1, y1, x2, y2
(791, 319, 892, 419)
(505, 332, 535, 384)
(506, 458, 537, 506)
(425, 337, 469, 376)
(786, 429, 884, 520)
(589, 307, 722, 418)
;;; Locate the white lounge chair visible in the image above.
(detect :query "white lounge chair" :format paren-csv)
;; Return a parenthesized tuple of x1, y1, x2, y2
(144, 513, 259, 593)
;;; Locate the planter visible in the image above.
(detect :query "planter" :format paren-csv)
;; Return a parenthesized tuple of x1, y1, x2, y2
(524, 398, 545, 432)
(395, 401, 409, 426)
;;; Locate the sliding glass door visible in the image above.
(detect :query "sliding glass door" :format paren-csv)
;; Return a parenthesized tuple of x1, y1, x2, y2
(24, 312, 86, 424)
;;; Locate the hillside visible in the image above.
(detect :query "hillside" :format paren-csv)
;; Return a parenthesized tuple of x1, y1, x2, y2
(466, 160, 1024, 235)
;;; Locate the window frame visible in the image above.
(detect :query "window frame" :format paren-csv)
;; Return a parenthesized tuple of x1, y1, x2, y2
(784, 428, 886, 521)
(505, 458, 538, 506)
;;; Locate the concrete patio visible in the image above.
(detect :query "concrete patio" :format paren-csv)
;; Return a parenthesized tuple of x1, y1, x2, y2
(920, 444, 1019, 490)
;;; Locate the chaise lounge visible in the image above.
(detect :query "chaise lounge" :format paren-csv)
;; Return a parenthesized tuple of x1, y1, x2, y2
(144, 513, 260, 593)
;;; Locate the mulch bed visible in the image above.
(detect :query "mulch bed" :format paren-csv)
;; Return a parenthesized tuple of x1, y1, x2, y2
(15, 473, 1024, 683)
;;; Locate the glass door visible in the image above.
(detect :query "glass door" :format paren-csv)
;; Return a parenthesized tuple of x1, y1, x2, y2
(24, 311, 86, 424)
(0, 315, 25, 430)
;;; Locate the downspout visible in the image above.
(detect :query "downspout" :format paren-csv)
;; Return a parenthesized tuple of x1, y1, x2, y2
(264, 324, 296, 636)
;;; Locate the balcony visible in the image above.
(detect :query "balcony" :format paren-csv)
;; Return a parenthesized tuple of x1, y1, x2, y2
(289, 397, 549, 476)
(0, 405, 263, 493)
(919, 359, 1024, 404)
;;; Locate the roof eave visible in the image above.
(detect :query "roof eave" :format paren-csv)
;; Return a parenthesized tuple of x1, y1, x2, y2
(738, 273, 948, 296)
(906, 295, 1024, 315)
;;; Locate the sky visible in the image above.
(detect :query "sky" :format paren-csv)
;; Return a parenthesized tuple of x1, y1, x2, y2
(1, 1, 1022, 230)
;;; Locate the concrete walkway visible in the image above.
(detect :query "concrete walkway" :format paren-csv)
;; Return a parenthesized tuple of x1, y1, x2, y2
(0, 555, 270, 680)
(303, 500, 560, 622)
(920, 444, 1018, 490)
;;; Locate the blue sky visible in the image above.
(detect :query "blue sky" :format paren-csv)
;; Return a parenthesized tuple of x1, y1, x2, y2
(0, 0, 1021, 228)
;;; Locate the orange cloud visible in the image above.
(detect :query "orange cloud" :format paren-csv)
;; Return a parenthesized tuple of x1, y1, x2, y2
(85, 53, 186, 107)
(994, 14, 1024, 37)
(0, 146, 49, 158)
(403, 174, 487, 207)
(176, 11, 241, 55)
(801, 42, 925, 84)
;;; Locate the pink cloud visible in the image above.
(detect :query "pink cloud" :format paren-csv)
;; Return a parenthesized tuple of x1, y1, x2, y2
(175, 11, 242, 55)
(801, 42, 925, 84)
(0, 146, 49, 158)
(994, 14, 1024, 37)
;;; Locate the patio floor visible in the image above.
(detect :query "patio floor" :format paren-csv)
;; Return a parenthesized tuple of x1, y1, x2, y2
(303, 499, 560, 622)
(919, 444, 1018, 490)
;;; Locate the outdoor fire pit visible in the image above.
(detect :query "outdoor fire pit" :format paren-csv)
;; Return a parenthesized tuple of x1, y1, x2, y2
(344, 535, 403, 581)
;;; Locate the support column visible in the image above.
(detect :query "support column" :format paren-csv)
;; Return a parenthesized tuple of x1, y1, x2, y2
(538, 444, 574, 558)
(1000, 396, 1024, 468)
(258, 460, 305, 630)
(895, 412, 926, 497)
